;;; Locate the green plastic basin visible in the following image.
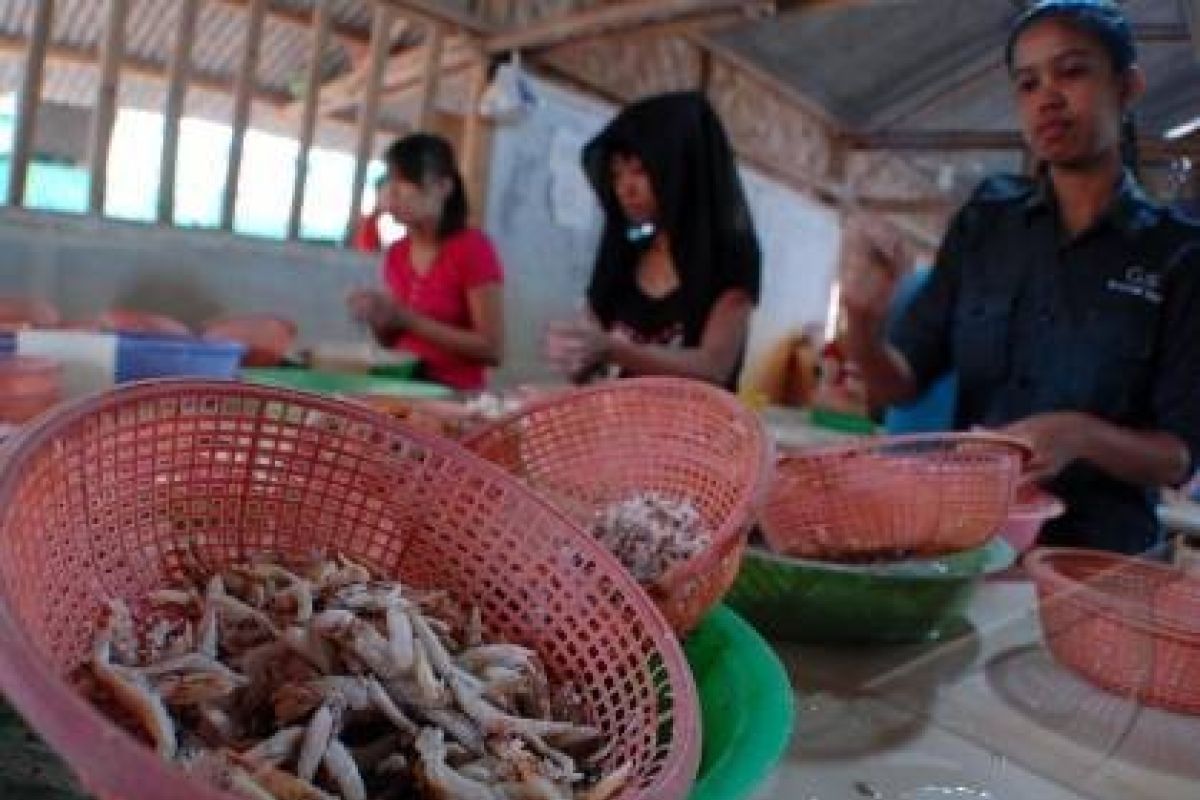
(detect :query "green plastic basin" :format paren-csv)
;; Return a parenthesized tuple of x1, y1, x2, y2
(725, 537, 1017, 644)
(240, 367, 453, 400)
(685, 605, 794, 800)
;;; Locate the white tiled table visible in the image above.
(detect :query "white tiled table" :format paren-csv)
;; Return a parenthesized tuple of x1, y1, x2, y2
(751, 580, 1200, 800)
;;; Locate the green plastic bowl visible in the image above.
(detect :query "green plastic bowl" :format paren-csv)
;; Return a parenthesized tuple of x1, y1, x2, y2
(240, 367, 453, 400)
(685, 605, 794, 800)
(725, 537, 1016, 644)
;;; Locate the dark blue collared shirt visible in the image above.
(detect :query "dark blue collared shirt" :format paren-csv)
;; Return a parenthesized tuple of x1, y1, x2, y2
(891, 172, 1200, 554)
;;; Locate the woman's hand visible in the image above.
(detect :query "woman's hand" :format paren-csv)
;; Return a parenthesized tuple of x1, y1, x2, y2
(839, 214, 907, 320)
(1001, 412, 1087, 482)
(544, 318, 612, 378)
(347, 290, 411, 333)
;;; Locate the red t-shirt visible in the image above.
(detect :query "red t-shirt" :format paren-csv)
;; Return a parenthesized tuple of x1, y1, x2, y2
(382, 228, 503, 391)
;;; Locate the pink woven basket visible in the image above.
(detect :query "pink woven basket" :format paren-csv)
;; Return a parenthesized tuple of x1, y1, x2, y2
(463, 377, 773, 635)
(762, 433, 1028, 560)
(0, 380, 699, 800)
(1028, 547, 1200, 714)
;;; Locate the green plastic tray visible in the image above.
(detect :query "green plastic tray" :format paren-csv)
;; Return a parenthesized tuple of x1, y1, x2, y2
(685, 605, 794, 800)
(240, 367, 454, 400)
(725, 537, 1016, 644)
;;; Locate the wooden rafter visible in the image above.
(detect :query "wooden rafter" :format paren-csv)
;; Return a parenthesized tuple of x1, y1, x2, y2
(214, 0, 372, 53)
(484, 0, 773, 55)
(221, 0, 267, 231)
(375, 0, 494, 36)
(8, 0, 53, 207)
(289, 0, 331, 241)
(0, 34, 293, 107)
(88, 0, 128, 214)
(158, 0, 200, 224)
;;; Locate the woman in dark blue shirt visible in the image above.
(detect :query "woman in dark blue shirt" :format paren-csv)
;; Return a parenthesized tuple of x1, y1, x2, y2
(843, 1, 1200, 554)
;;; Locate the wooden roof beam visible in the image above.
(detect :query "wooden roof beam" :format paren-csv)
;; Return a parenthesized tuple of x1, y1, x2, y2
(485, 0, 773, 55)
(214, 0, 373, 52)
(0, 33, 292, 107)
(375, 0, 494, 36)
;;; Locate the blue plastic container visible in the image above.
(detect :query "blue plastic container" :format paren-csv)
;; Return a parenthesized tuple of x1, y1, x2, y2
(0, 332, 244, 382)
(115, 333, 244, 381)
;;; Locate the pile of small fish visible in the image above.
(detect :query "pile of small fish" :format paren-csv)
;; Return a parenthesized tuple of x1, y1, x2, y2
(590, 494, 711, 585)
(79, 550, 629, 800)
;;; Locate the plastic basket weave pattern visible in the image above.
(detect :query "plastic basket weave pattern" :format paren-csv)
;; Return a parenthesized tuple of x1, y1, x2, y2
(1028, 547, 1200, 714)
(0, 380, 699, 800)
(463, 377, 773, 635)
(762, 433, 1027, 559)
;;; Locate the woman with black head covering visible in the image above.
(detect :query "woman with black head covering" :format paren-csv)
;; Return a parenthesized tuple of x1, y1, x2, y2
(544, 91, 761, 389)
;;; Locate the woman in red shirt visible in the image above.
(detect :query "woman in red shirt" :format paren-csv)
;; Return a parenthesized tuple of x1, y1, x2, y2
(348, 134, 505, 391)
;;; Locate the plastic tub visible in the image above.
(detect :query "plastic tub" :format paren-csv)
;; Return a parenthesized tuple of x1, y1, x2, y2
(115, 334, 244, 381)
(685, 605, 794, 800)
(998, 486, 1066, 553)
(726, 536, 1017, 644)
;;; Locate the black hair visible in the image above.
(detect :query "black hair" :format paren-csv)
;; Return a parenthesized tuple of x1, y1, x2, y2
(582, 92, 761, 352)
(1007, 1, 1142, 172)
(383, 133, 468, 239)
(1006, 1, 1136, 74)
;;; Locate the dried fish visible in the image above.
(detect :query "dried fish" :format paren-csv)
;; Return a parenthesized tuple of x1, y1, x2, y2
(83, 553, 608, 800)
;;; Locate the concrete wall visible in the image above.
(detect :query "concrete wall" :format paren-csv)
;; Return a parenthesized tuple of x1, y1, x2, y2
(0, 209, 374, 346)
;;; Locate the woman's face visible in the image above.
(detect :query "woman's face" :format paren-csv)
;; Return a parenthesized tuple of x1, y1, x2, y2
(387, 172, 450, 228)
(1010, 18, 1142, 169)
(610, 153, 658, 224)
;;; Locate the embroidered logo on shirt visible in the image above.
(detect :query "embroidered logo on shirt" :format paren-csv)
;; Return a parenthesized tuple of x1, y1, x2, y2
(1106, 266, 1162, 303)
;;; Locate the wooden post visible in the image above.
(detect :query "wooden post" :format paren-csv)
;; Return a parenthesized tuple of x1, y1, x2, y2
(158, 0, 200, 224)
(7, 0, 54, 207)
(221, 0, 267, 231)
(345, 3, 394, 244)
(414, 22, 445, 132)
(288, 0, 332, 241)
(460, 57, 490, 224)
(88, 0, 129, 214)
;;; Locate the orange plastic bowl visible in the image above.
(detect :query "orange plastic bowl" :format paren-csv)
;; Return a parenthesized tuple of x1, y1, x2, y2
(202, 314, 297, 367)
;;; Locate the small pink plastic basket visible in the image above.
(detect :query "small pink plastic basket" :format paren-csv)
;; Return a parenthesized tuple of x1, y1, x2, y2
(463, 377, 773, 635)
(1028, 547, 1200, 714)
(0, 380, 699, 800)
(998, 485, 1066, 554)
(762, 433, 1028, 560)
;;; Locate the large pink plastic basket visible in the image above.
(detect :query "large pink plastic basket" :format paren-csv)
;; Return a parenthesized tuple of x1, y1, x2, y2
(762, 433, 1028, 560)
(1028, 547, 1200, 714)
(0, 380, 699, 800)
(463, 377, 773, 635)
